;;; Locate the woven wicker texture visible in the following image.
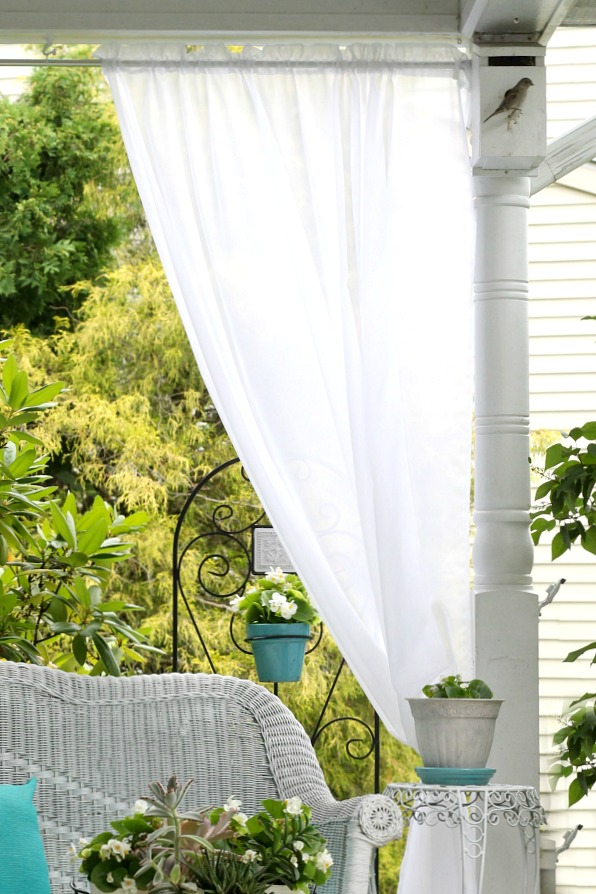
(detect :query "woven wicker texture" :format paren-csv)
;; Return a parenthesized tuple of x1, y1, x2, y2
(0, 664, 402, 893)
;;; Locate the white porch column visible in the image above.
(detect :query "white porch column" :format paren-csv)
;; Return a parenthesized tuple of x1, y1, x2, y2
(472, 173, 539, 788)
(471, 175, 540, 894)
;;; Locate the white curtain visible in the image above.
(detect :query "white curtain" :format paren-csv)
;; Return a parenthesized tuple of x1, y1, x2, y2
(98, 42, 475, 746)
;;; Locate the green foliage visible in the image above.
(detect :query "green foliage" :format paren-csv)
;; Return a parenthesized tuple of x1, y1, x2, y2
(0, 54, 145, 333)
(232, 569, 319, 625)
(0, 345, 157, 673)
(79, 777, 333, 894)
(531, 422, 596, 561)
(422, 674, 493, 699)
(531, 317, 596, 805)
(551, 696, 596, 806)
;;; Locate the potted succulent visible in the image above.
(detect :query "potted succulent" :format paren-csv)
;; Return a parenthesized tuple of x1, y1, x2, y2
(407, 675, 503, 773)
(229, 568, 319, 683)
(76, 775, 333, 894)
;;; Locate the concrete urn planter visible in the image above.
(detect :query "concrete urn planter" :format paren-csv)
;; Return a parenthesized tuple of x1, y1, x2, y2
(407, 698, 504, 768)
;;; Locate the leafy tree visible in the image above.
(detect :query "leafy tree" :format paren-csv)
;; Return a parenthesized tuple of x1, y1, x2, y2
(0, 343, 157, 673)
(0, 56, 146, 333)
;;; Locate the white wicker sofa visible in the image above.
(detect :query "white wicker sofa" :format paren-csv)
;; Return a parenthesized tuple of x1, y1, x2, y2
(0, 663, 402, 893)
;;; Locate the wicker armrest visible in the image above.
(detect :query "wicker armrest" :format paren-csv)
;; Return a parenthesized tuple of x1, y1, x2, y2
(311, 793, 403, 846)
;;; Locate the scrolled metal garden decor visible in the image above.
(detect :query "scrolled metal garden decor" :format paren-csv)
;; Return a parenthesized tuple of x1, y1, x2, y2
(171, 457, 380, 793)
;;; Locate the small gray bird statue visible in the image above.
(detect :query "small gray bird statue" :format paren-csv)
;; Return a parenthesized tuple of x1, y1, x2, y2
(483, 77, 534, 124)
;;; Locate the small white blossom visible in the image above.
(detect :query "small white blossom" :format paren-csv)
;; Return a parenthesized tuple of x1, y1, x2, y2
(315, 849, 334, 872)
(235, 812, 248, 825)
(121, 879, 138, 893)
(68, 843, 78, 857)
(107, 838, 131, 861)
(99, 843, 111, 860)
(268, 592, 287, 614)
(134, 799, 149, 815)
(224, 797, 242, 812)
(228, 595, 242, 612)
(79, 837, 90, 847)
(107, 873, 114, 883)
(280, 600, 297, 620)
(242, 849, 260, 863)
(302, 853, 312, 863)
(293, 840, 305, 851)
(266, 567, 286, 584)
(290, 855, 299, 867)
(284, 796, 303, 816)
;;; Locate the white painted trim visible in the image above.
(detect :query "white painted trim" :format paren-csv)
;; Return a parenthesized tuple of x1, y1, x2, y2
(531, 116, 596, 194)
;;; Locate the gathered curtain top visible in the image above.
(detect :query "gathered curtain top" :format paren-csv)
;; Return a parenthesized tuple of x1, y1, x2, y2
(95, 41, 470, 72)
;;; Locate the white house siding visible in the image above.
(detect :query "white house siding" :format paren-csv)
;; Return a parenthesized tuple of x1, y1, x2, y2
(531, 28, 596, 894)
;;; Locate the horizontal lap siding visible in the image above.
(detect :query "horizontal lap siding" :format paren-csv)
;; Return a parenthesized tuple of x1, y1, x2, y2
(531, 28, 596, 893)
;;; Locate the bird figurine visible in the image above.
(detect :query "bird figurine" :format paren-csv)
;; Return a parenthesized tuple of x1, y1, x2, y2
(483, 77, 534, 127)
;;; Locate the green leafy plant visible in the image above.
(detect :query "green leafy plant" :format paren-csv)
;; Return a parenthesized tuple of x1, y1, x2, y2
(422, 674, 493, 699)
(77, 776, 333, 894)
(530, 421, 596, 561)
(229, 568, 319, 626)
(551, 695, 596, 807)
(0, 343, 159, 674)
(530, 400, 596, 804)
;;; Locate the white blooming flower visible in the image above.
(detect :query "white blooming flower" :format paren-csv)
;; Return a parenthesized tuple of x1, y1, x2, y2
(284, 796, 303, 816)
(266, 567, 286, 584)
(268, 593, 287, 614)
(107, 873, 114, 883)
(315, 849, 334, 872)
(79, 837, 90, 846)
(99, 843, 111, 860)
(134, 799, 148, 815)
(228, 595, 242, 612)
(109, 838, 131, 860)
(280, 600, 297, 620)
(224, 797, 242, 812)
(293, 840, 305, 851)
(302, 853, 311, 863)
(242, 849, 260, 863)
(235, 812, 248, 825)
(121, 879, 138, 893)
(290, 855, 299, 867)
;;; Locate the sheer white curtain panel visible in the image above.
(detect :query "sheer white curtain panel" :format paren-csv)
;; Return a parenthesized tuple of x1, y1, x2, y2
(98, 42, 475, 745)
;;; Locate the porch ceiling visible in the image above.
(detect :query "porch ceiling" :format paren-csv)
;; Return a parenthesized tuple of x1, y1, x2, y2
(0, 0, 593, 45)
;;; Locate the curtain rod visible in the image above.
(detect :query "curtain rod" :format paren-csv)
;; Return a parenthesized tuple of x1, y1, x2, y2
(0, 56, 468, 68)
(0, 58, 101, 66)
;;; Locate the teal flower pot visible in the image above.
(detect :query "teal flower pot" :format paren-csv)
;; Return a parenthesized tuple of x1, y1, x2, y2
(246, 623, 311, 682)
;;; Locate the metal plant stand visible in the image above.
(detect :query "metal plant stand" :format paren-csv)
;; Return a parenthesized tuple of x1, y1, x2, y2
(172, 455, 381, 775)
(384, 783, 546, 894)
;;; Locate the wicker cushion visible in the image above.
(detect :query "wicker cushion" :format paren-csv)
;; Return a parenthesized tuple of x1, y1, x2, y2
(0, 778, 51, 894)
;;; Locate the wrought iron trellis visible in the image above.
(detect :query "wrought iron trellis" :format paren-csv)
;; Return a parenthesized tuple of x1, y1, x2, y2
(171, 457, 381, 793)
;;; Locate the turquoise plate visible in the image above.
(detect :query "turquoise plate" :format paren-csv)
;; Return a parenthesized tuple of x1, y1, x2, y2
(415, 767, 496, 786)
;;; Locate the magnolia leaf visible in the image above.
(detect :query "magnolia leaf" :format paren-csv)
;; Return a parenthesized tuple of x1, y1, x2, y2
(49, 501, 76, 549)
(92, 633, 120, 676)
(1, 354, 17, 395)
(8, 370, 29, 410)
(72, 634, 87, 667)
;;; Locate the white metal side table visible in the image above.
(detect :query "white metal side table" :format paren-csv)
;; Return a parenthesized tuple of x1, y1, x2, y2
(384, 782, 546, 894)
